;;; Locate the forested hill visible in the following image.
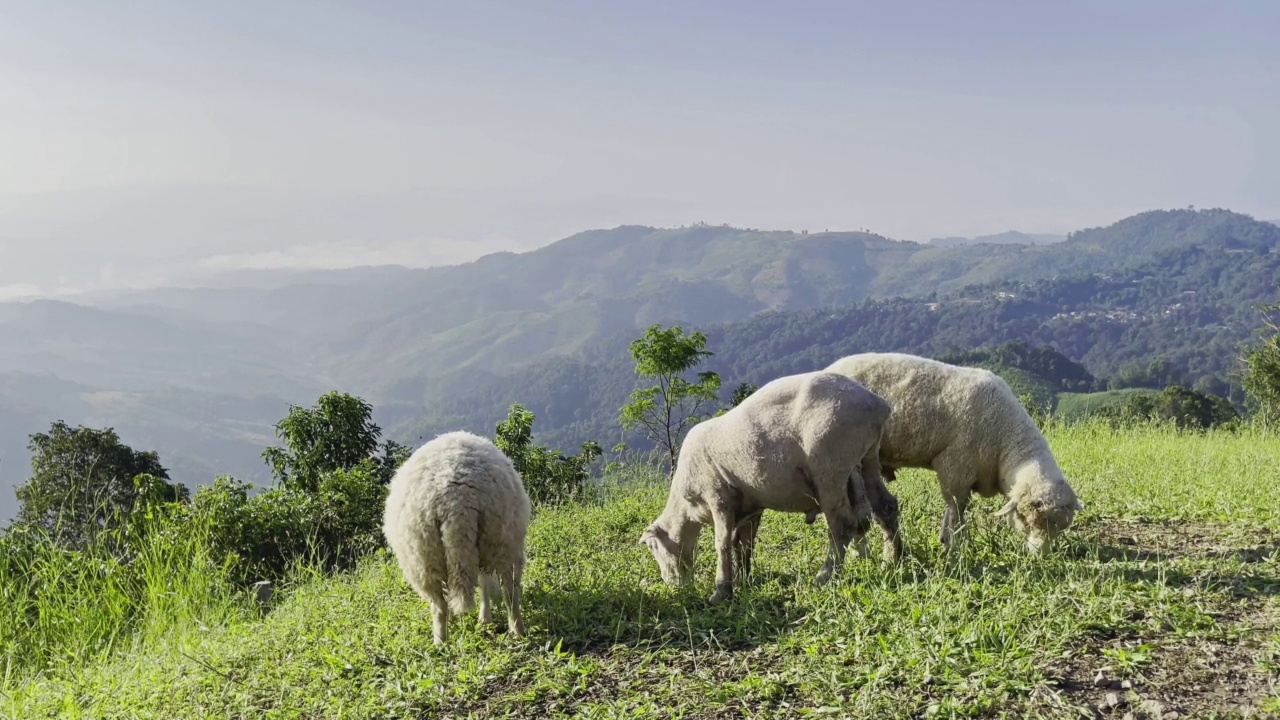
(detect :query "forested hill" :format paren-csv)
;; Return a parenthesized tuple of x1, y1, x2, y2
(84, 209, 1274, 404)
(392, 224, 1280, 452)
(2, 208, 1277, 514)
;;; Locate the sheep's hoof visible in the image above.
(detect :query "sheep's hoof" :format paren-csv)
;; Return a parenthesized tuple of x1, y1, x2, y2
(882, 542, 904, 565)
(708, 584, 733, 604)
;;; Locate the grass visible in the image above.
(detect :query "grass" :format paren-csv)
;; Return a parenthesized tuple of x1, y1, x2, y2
(4, 422, 1280, 718)
(1055, 389, 1163, 421)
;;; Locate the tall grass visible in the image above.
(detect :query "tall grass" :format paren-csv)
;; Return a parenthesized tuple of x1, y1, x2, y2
(0, 509, 244, 686)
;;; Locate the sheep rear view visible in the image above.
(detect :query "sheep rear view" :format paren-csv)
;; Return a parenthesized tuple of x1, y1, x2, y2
(382, 430, 531, 647)
(640, 370, 899, 604)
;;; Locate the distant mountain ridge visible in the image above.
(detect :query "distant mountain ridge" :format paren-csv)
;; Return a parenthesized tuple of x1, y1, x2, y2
(928, 230, 1066, 248)
(1, 207, 1277, 520)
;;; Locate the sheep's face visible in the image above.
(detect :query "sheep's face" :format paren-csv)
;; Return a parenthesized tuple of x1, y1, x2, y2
(639, 524, 696, 586)
(995, 490, 1083, 554)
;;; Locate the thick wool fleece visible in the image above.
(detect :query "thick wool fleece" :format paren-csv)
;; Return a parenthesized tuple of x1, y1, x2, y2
(824, 352, 1081, 548)
(382, 431, 530, 615)
(643, 370, 895, 601)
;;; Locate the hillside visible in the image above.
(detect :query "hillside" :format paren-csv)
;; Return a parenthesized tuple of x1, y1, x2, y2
(928, 230, 1066, 247)
(0, 372, 294, 520)
(6, 426, 1280, 717)
(1, 208, 1278, 516)
(392, 230, 1280, 452)
(86, 209, 1275, 403)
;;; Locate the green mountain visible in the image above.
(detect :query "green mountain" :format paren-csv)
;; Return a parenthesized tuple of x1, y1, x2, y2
(391, 214, 1280, 452)
(2, 207, 1278, 518)
(0, 371, 291, 520)
(83, 209, 1274, 405)
(928, 230, 1066, 248)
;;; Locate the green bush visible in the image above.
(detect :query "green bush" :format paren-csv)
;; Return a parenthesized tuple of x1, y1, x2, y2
(495, 404, 602, 505)
(190, 460, 389, 586)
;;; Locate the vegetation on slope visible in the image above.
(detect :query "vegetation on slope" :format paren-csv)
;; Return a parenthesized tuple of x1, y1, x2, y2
(394, 230, 1280, 451)
(5, 424, 1278, 718)
(4, 208, 1278, 506)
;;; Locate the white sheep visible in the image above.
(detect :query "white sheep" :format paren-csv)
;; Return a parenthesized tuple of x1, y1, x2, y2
(639, 370, 897, 604)
(824, 352, 1083, 553)
(382, 430, 531, 647)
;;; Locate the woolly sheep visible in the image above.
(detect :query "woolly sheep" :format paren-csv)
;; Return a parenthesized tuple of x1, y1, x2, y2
(824, 352, 1083, 554)
(639, 370, 898, 604)
(382, 430, 531, 647)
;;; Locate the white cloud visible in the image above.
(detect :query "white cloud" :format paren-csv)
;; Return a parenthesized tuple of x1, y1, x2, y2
(195, 238, 488, 273)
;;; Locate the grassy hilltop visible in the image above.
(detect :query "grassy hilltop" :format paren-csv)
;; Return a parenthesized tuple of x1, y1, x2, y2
(5, 422, 1279, 719)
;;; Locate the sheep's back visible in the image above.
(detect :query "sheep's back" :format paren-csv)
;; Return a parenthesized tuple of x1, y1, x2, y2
(825, 352, 1044, 470)
(695, 372, 887, 499)
(383, 431, 531, 570)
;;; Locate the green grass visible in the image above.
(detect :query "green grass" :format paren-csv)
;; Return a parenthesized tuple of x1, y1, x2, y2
(1055, 389, 1163, 421)
(5, 422, 1280, 718)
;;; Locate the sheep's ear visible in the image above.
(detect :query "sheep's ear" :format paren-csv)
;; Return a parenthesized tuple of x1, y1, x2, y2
(639, 528, 655, 546)
(994, 498, 1017, 518)
(1073, 498, 1085, 512)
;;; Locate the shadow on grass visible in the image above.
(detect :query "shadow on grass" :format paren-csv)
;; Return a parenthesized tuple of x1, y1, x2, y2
(1065, 543, 1280, 602)
(1078, 542, 1280, 565)
(522, 573, 808, 655)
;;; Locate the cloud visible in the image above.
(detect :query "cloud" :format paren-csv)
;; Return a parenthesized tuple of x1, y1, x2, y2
(0, 283, 45, 301)
(195, 238, 490, 273)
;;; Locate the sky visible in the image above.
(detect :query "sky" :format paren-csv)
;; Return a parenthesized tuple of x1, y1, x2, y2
(1, 0, 1277, 298)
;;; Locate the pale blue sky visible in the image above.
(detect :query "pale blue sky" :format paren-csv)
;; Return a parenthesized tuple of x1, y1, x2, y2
(0, 1, 1276, 296)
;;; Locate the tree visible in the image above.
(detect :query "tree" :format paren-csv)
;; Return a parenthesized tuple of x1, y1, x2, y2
(1154, 385, 1237, 429)
(619, 324, 721, 473)
(495, 404, 601, 504)
(1243, 301, 1280, 429)
(14, 421, 186, 549)
(730, 382, 759, 408)
(261, 391, 405, 492)
(1098, 385, 1238, 430)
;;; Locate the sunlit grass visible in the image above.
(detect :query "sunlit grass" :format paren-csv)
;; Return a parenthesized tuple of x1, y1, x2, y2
(4, 421, 1279, 718)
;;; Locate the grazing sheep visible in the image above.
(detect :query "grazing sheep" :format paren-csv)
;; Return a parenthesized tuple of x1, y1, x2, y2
(639, 370, 896, 604)
(382, 431, 531, 647)
(824, 352, 1083, 553)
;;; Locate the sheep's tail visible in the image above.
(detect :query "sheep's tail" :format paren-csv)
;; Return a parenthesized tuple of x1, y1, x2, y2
(439, 509, 479, 615)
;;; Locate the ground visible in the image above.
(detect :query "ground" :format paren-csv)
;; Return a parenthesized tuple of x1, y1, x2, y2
(6, 424, 1279, 719)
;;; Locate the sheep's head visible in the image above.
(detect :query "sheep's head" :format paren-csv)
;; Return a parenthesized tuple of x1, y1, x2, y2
(994, 482, 1083, 554)
(639, 522, 696, 586)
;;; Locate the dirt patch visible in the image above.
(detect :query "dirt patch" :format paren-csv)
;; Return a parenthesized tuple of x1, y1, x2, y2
(1045, 606, 1279, 718)
(1090, 518, 1280, 565)
(1047, 518, 1280, 718)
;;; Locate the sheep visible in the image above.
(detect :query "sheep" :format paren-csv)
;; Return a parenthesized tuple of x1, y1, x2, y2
(639, 370, 898, 604)
(824, 352, 1083, 554)
(382, 430, 531, 647)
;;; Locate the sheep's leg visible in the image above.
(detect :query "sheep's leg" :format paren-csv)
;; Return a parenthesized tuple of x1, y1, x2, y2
(815, 473, 871, 587)
(478, 573, 501, 625)
(501, 562, 526, 639)
(844, 460, 880, 560)
(846, 474, 871, 560)
(861, 450, 904, 563)
(940, 487, 971, 550)
(423, 584, 450, 648)
(708, 502, 737, 604)
(733, 510, 763, 583)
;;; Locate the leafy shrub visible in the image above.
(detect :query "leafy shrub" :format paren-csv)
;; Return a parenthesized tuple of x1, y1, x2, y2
(1089, 384, 1238, 430)
(190, 460, 389, 586)
(495, 404, 602, 505)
